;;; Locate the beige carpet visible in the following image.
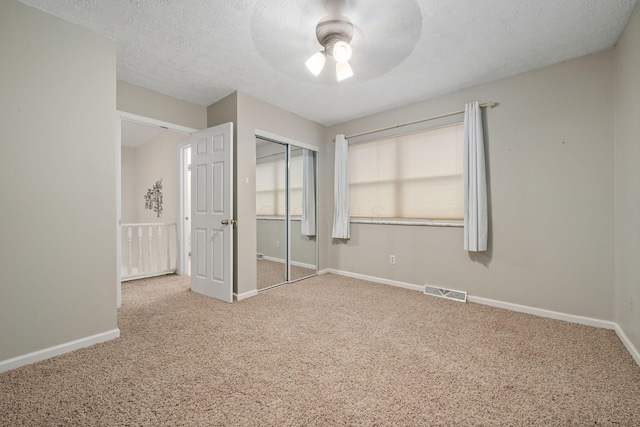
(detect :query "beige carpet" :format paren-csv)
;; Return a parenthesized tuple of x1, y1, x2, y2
(257, 259, 315, 290)
(1, 274, 639, 426)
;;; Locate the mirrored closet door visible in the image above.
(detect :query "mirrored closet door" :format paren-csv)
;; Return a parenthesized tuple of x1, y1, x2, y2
(256, 139, 287, 290)
(288, 147, 317, 281)
(256, 135, 318, 291)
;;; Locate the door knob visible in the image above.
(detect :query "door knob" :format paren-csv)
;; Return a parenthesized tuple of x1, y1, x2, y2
(221, 219, 229, 225)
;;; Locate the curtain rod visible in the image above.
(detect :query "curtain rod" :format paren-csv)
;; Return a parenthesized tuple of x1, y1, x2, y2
(336, 102, 496, 141)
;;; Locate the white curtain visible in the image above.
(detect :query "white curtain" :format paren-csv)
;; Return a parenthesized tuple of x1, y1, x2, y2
(463, 101, 488, 251)
(332, 134, 350, 239)
(301, 149, 316, 236)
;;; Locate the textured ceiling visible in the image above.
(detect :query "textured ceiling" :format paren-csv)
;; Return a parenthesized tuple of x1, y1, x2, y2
(18, 0, 639, 126)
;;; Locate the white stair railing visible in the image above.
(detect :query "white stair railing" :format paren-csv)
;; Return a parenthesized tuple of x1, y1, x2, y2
(121, 223, 178, 281)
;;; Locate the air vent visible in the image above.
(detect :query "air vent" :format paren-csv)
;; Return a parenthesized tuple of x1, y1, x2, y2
(257, 253, 264, 259)
(424, 284, 467, 302)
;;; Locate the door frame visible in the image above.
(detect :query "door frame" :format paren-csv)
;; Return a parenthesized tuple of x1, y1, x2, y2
(116, 111, 198, 307)
(177, 142, 191, 276)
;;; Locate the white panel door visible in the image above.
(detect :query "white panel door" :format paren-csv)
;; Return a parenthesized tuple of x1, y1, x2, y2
(190, 122, 234, 303)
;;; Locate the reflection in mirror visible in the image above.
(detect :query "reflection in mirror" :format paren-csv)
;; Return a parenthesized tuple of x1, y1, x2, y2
(256, 138, 287, 290)
(289, 148, 317, 281)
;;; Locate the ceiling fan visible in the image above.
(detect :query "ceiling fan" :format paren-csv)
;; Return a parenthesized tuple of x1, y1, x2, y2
(305, 14, 355, 81)
(250, 0, 422, 84)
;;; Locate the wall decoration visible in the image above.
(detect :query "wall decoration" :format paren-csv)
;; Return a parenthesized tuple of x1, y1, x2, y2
(144, 179, 163, 218)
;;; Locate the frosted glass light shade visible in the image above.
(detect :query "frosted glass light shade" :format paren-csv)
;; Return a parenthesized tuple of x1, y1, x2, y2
(305, 52, 326, 76)
(332, 41, 352, 64)
(336, 62, 353, 81)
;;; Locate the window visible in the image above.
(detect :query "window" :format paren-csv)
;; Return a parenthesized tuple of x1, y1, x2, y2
(349, 122, 464, 221)
(256, 150, 303, 216)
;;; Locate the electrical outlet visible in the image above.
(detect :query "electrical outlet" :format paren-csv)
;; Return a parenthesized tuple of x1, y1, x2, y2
(631, 296, 637, 314)
(276, 240, 280, 248)
(390, 255, 396, 265)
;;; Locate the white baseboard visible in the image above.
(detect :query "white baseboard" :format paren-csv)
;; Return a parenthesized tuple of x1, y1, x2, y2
(290, 261, 316, 270)
(321, 268, 424, 292)
(234, 290, 258, 301)
(261, 256, 316, 270)
(614, 324, 640, 367)
(467, 295, 616, 330)
(121, 269, 177, 282)
(0, 328, 121, 373)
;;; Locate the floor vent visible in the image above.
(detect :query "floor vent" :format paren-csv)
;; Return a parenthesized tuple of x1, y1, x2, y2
(257, 253, 264, 260)
(423, 285, 467, 302)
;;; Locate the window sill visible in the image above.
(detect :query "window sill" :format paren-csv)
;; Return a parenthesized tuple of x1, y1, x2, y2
(257, 216, 302, 221)
(257, 216, 463, 227)
(350, 218, 463, 227)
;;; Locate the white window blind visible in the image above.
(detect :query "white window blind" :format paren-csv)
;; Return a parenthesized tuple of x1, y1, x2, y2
(349, 122, 464, 220)
(256, 151, 303, 216)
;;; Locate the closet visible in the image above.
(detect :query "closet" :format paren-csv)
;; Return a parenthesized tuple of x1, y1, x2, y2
(255, 134, 318, 291)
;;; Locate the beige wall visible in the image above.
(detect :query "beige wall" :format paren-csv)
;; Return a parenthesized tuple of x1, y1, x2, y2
(207, 92, 326, 295)
(207, 92, 238, 130)
(325, 50, 615, 320)
(134, 131, 190, 224)
(0, 1, 118, 361)
(614, 3, 640, 351)
(117, 81, 207, 130)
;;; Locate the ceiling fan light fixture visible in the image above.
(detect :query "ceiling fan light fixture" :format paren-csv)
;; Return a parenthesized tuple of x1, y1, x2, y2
(305, 51, 326, 76)
(332, 41, 352, 64)
(336, 61, 353, 81)
(307, 14, 355, 81)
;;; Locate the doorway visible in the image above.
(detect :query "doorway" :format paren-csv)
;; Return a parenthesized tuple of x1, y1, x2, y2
(116, 111, 197, 307)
